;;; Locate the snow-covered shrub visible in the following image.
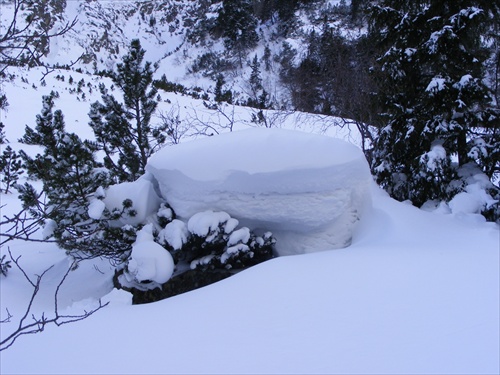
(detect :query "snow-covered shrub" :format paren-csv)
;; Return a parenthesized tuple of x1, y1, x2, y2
(408, 144, 461, 207)
(116, 209, 275, 300)
(157, 210, 275, 270)
(420, 163, 499, 222)
(181, 210, 275, 271)
(448, 163, 499, 221)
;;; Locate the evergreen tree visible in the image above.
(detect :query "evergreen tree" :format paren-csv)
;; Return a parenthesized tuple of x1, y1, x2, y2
(213, 0, 259, 66)
(89, 39, 166, 183)
(0, 123, 24, 194)
(369, 0, 499, 208)
(213, 74, 232, 104)
(249, 54, 263, 97)
(18, 94, 134, 260)
(246, 54, 271, 122)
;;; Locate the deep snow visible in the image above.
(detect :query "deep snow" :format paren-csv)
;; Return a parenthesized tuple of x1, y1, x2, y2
(146, 128, 372, 255)
(0, 56, 498, 375)
(1, 122, 499, 374)
(1, 183, 498, 374)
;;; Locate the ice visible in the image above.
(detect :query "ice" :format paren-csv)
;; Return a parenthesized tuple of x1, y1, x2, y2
(147, 128, 372, 255)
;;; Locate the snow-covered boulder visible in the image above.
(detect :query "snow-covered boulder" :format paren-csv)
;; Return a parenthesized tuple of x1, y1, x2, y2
(146, 128, 372, 255)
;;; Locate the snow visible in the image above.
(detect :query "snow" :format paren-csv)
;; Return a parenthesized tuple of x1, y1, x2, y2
(228, 227, 251, 246)
(187, 210, 235, 238)
(1, 184, 498, 375)
(455, 74, 473, 89)
(422, 143, 447, 170)
(221, 244, 251, 264)
(0, 4, 499, 371)
(87, 198, 106, 220)
(449, 180, 497, 216)
(41, 219, 57, 240)
(147, 128, 372, 255)
(101, 288, 132, 307)
(103, 177, 162, 226)
(158, 219, 189, 251)
(123, 225, 174, 285)
(447, 163, 499, 216)
(426, 76, 447, 92)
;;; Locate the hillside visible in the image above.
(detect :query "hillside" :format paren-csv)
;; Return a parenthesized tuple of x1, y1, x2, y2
(0, 1, 499, 373)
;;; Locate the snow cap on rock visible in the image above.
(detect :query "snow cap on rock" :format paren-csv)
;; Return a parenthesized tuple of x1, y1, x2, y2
(146, 128, 372, 255)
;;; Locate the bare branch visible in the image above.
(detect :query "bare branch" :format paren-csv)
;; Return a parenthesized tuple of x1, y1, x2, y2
(0, 248, 109, 351)
(0, 0, 79, 74)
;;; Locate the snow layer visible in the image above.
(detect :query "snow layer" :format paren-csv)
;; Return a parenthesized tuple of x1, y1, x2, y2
(1, 184, 498, 375)
(103, 177, 162, 226)
(87, 199, 106, 220)
(146, 128, 372, 255)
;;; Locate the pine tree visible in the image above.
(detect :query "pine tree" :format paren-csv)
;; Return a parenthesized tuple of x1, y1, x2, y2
(369, 0, 499, 208)
(89, 39, 166, 183)
(249, 54, 263, 96)
(0, 123, 24, 194)
(214, 74, 232, 104)
(214, 0, 259, 66)
(18, 94, 134, 260)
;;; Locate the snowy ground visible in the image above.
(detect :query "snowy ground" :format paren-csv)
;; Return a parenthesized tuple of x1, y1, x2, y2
(1, 182, 498, 374)
(0, 68, 499, 374)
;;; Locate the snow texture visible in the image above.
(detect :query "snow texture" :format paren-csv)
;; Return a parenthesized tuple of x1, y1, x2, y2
(103, 176, 162, 226)
(158, 219, 189, 250)
(147, 128, 372, 255)
(125, 224, 174, 285)
(87, 199, 106, 220)
(2, 184, 498, 375)
(422, 143, 447, 170)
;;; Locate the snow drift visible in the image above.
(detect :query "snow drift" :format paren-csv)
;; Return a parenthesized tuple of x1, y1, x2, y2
(146, 128, 372, 255)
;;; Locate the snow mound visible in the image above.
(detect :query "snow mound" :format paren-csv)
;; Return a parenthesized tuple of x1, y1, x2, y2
(124, 225, 175, 286)
(158, 219, 189, 251)
(146, 128, 372, 255)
